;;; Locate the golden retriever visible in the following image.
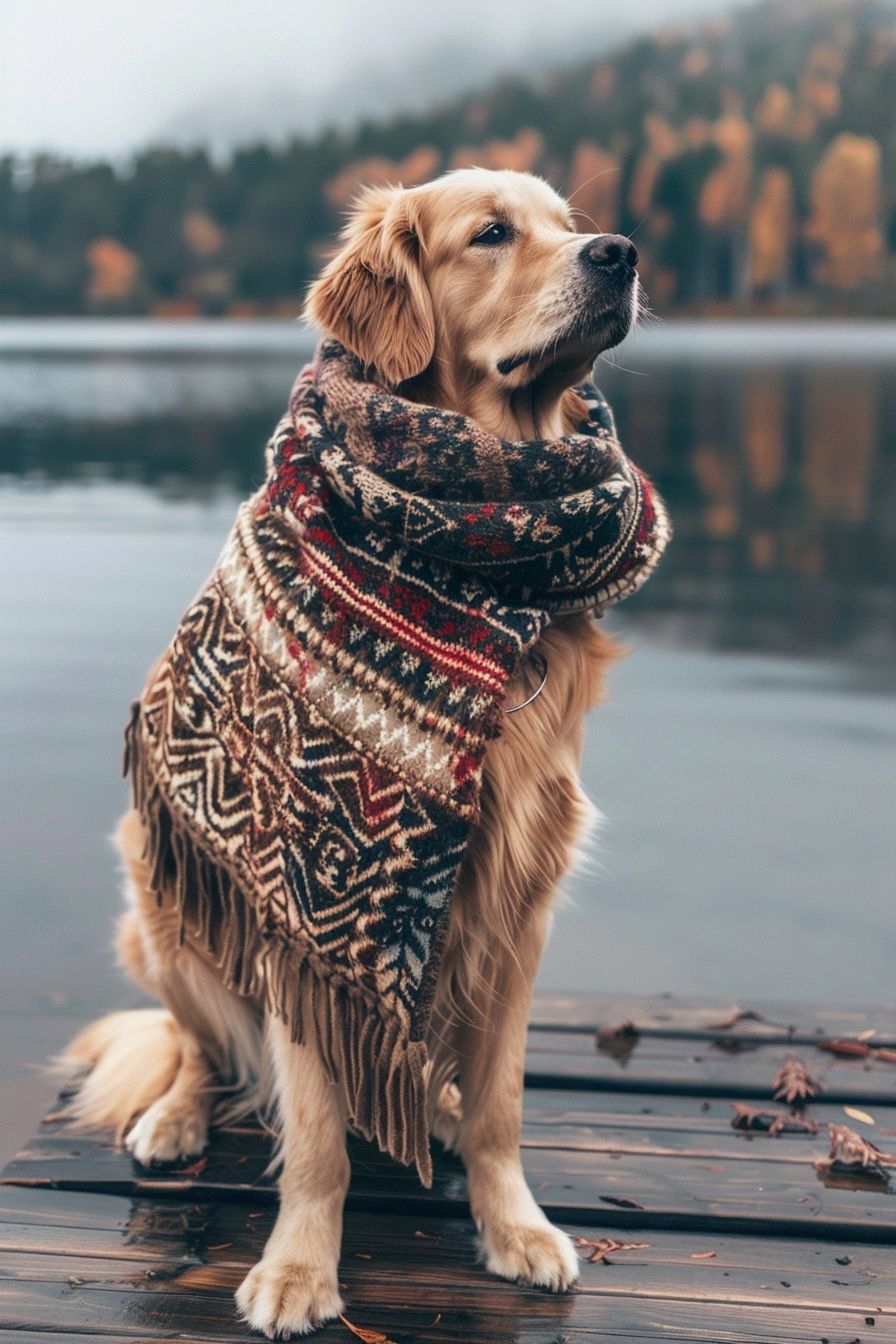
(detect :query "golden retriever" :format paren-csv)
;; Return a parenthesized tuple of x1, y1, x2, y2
(64, 168, 640, 1338)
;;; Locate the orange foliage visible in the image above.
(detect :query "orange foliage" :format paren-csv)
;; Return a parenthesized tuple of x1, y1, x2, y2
(792, 106, 819, 140)
(801, 373, 874, 523)
(749, 167, 794, 290)
(749, 532, 775, 572)
(807, 133, 884, 287)
(744, 375, 786, 492)
(629, 116, 680, 221)
(798, 73, 841, 119)
(567, 142, 620, 233)
(182, 211, 224, 258)
(699, 115, 752, 228)
(806, 39, 847, 79)
(693, 440, 737, 502)
(756, 84, 794, 135)
(86, 238, 140, 302)
(325, 146, 440, 209)
(149, 299, 200, 318)
(451, 128, 543, 173)
(693, 439, 740, 539)
(645, 114, 681, 159)
(650, 267, 677, 306)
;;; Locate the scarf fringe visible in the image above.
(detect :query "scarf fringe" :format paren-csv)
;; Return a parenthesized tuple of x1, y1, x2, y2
(123, 703, 433, 1187)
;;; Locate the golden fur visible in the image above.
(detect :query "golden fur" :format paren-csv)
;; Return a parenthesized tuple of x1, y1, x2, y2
(64, 169, 636, 1338)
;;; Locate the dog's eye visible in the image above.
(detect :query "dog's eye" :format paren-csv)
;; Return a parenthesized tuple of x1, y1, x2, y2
(471, 222, 509, 247)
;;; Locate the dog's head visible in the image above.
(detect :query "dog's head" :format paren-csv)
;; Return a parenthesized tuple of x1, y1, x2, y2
(305, 168, 639, 434)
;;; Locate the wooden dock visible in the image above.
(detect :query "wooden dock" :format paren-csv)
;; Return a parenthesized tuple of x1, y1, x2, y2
(4, 991, 896, 1342)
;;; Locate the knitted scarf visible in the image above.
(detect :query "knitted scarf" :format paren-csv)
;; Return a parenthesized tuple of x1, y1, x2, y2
(125, 339, 670, 1182)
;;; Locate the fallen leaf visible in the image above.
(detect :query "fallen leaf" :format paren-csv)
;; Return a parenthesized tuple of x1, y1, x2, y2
(817, 1038, 872, 1058)
(835, 1255, 852, 1266)
(820, 1123, 896, 1174)
(574, 1236, 650, 1264)
(844, 1106, 876, 1126)
(595, 1020, 640, 1064)
(413, 1229, 442, 1241)
(206, 1242, 232, 1251)
(875, 1048, 896, 1063)
(691, 1250, 716, 1260)
(596, 1020, 639, 1043)
(857, 1029, 877, 1041)
(355, 1252, 372, 1260)
(176, 1156, 208, 1178)
(598, 1195, 645, 1210)
(773, 1056, 823, 1106)
(730, 1102, 817, 1136)
(338, 1314, 397, 1344)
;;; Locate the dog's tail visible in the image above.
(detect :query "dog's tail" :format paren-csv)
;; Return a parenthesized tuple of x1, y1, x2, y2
(56, 1009, 184, 1141)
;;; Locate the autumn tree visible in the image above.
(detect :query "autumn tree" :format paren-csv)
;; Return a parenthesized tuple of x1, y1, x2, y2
(807, 133, 884, 287)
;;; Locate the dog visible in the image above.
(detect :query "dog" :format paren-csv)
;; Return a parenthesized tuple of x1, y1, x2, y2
(63, 168, 640, 1337)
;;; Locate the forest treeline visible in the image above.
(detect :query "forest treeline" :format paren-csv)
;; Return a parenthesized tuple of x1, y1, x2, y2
(4, 0, 896, 317)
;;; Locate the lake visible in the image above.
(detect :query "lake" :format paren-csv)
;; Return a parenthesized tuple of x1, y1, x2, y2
(1, 319, 894, 1158)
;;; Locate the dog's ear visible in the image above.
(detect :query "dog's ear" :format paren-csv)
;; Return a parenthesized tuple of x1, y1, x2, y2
(304, 186, 435, 386)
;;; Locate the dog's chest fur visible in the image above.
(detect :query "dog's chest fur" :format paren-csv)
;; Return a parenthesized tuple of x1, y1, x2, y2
(430, 613, 618, 1050)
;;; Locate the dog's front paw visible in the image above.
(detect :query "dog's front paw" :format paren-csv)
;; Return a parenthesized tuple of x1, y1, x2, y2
(479, 1219, 579, 1292)
(124, 1097, 208, 1166)
(236, 1256, 343, 1339)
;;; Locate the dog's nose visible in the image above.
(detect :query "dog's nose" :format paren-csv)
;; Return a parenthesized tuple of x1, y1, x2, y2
(580, 234, 639, 270)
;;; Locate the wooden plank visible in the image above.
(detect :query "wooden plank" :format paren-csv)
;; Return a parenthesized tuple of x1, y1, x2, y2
(0, 1192, 893, 1343)
(2, 1185, 894, 1306)
(0, 1334, 141, 1344)
(525, 1030, 896, 1103)
(521, 1089, 896, 1154)
(4, 1241, 895, 1316)
(0, 1187, 130, 1233)
(28, 1086, 890, 1168)
(531, 990, 896, 1044)
(6, 1273, 891, 1344)
(5, 993, 896, 1342)
(5, 1114, 896, 1243)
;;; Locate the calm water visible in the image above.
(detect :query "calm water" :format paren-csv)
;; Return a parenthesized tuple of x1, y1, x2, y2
(1, 319, 894, 1154)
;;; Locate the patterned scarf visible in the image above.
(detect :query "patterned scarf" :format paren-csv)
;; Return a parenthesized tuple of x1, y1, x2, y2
(125, 339, 670, 1182)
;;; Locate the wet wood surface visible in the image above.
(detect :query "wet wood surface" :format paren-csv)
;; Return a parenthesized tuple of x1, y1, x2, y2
(4, 992, 896, 1341)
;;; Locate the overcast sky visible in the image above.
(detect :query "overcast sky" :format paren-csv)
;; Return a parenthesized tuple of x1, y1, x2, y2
(3, 0, 734, 161)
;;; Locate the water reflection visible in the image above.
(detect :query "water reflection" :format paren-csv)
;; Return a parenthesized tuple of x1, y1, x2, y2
(0, 324, 893, 1024)
(601, 358, 896, 661)
(0, 326, 893, 664)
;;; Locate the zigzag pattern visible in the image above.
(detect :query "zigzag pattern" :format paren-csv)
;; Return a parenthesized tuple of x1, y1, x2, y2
(141, 582, 466, 1024)
(127, 340, 669, 1152)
